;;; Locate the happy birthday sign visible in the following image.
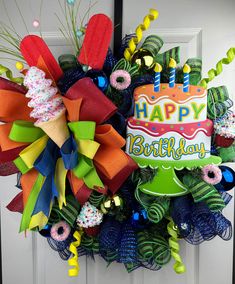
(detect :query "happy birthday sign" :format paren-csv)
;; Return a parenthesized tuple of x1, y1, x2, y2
(126, 133, 209, 160)
(135, 101, 206, 123)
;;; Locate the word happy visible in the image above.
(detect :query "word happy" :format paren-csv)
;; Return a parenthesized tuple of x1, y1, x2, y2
(127, 134, 208, 160)
(135, 102, 206, 122)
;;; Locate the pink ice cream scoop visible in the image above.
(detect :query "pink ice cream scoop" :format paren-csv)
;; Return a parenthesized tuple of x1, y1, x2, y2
(24, 66, 69, 147)
(24, 66, 65, 124)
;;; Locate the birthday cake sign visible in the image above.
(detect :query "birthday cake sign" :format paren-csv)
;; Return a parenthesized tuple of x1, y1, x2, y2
(126, 61, 213, 161)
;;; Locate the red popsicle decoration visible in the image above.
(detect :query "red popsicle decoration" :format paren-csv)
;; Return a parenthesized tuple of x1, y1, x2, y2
(20, 35, 63, 82)
(78, 14, 113, 70)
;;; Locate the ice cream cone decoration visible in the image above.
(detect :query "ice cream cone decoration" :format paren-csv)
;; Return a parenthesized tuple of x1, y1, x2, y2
(37, 109, 69, 148)
(24, 67, 69, 147)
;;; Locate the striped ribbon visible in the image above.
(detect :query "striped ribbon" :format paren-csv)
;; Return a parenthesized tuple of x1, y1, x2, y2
(48, 195, 80, 227)
(207, 86, 233, 119)
(147, 198, 170, 223)
(137, 231, 171, 266)
(112, 58, 139, 77)
(88, 191, 106, 207)
(183, 175, 225, 211)
(80, 234, 99, 253)
(155, 47, 180, 69)
(185, 58, 202, 85)
(141, 35, 164, 57)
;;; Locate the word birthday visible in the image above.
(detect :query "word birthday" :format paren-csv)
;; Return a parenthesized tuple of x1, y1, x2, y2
(135, 102, 206, 122)
(127, 134, 208, 160)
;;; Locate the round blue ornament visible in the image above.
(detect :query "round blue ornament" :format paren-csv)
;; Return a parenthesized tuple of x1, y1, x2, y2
(215, 165, 235, 191)
(85, 70, 108, 91)
(39, 224, 52, 237)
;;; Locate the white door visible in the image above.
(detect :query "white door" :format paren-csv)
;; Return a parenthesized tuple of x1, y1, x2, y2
(0, 0, 234, 284)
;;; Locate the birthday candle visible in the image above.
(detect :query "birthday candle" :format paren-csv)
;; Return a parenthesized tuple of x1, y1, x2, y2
(183, 64, 191, 92)
(169, 58, 176, 88)
(154, 63, 162, 92)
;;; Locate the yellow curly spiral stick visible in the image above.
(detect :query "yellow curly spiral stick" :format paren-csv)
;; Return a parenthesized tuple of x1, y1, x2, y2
(124, 9, 159, 61)
(200, 47, 235, 89)
(68, 230, 82, 277)
(167, 220, 186, 274)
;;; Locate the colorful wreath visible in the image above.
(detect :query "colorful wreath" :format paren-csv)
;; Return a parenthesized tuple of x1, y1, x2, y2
(0, 1, 235, 277)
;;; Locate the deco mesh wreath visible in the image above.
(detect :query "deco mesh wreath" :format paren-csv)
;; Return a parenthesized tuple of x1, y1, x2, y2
(0, 1, 235, 276)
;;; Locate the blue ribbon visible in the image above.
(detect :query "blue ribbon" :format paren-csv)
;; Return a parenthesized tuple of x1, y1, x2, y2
(60, 135, 78, 170)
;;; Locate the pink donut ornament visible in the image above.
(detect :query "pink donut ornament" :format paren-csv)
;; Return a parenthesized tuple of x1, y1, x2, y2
(201, 164, 222, 185)
(50, 221, 71, 242)
(110, 70, 131, 91)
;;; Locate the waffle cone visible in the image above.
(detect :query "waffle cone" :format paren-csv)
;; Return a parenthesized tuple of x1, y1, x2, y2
(37, 109, 69, 148)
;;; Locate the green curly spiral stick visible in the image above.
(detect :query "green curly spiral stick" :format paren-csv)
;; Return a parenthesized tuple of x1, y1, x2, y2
(167, 220, 186, 274)
(0, 64, 24, 84)
(199, 47, 235, 89)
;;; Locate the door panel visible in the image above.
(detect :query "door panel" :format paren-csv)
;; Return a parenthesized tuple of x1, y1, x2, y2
(1, 1, 235, 284)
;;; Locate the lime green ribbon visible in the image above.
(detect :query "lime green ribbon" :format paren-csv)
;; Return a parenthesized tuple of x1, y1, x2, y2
(183, 174, 225, 211)
(137, 230, 171, 266)
(167, 219, 186, 274)
(9, 120, 44, 143)
(20, 173, 45, 232)
(68, 121, 104, 189)
(0, 64, 24, 84)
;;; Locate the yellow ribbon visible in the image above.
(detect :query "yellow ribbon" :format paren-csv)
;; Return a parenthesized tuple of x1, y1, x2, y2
(68, 230, 83, 277)
(17, 135, 48, 171)
(124, 9, 159, 61)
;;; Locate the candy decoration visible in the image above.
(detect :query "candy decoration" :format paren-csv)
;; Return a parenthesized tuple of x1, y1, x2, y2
(201, 164, 222, 185)
(15, 62, 24, 71)
(200, 47, 235, 88)
(167, 219, 186, 274)
(215, 166, 235, 191)
(51, 221, 71, 241)
(169, 58, 176, 88)
(154, 63, 162, 92)
(77, 202, 103, 228)
(68, 230, 82, 276)
(183, 64, 191, 92)
(124, 9, 159, 61)
(78, 14, 113, 69)
(214, 114, 235, 147)
(110, 70, 131, 90)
